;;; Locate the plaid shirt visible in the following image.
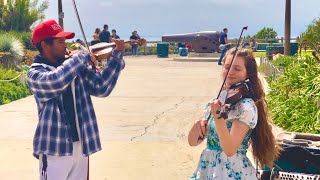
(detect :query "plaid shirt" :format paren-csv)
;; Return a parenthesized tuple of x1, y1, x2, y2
(27, 50, 125, 158)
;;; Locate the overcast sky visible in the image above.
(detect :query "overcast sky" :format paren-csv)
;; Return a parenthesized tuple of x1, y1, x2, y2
(40, 0, 320, 41)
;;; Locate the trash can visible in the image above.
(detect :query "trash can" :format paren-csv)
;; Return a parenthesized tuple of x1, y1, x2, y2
(290, 42, 298, 56)
(157, 43, 169, 58)
(179, 47, 188, 56)
(266, 46, 284, 60)
(272, 43, 283, 47)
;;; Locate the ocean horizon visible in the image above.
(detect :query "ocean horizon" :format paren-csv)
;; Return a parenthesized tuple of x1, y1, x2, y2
(72, 33, 299, 44)
(73, 34, 162, 42)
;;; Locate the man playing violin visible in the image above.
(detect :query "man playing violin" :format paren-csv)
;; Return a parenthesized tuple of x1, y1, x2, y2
(188, 47, 281, 179)
(27, 19, 125, 180)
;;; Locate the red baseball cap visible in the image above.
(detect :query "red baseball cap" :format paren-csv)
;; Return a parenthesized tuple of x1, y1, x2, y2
(31, 19, 75, 46)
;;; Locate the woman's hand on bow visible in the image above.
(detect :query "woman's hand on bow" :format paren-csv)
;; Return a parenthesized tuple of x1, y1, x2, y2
(210, 99, 223, 120)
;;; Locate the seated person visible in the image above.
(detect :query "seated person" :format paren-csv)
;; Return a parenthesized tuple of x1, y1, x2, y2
(111, 29, 120, 39)
(250, 38, 258, 51)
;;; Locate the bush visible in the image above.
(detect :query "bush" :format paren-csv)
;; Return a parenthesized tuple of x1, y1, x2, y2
(267, 56, 320, 133)
(0, 31, 35, 50)
(0, 33, 25, 70)
(302, 18, 320, 58)
(0, 69, 30, 105)
(25, 50, 38, 65)
(15, 31, 36, 50)
(271, 56, 297, 70)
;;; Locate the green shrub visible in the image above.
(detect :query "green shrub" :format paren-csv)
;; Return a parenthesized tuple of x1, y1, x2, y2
(271, 56, 297, 70)
(302, 18, 320, 58)
(0, 31, 35, 50)
(0, 33, 25, 70)
(0, 81, 30, 105)
(15, 31, 35, 50)
(267, 56, 320, 133)
(0, 68, 30, 105)
(0, 68, 21, 84)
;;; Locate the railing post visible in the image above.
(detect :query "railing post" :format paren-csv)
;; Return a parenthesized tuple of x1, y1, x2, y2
(144, 41, 147, 55)
(19, 72, 25, 86)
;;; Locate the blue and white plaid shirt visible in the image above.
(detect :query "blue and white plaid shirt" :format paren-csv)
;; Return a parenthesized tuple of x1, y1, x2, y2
(27, 50, 125, 158)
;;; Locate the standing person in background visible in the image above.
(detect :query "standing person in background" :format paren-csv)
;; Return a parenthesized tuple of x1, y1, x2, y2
(93, 28, 101, 40)
(28, 19, 126, 180)
(130, 31, 140, 56)
(134, 30, 141, 39)
(91, 28, 101, 45)
(218, 28, 230, 65)
(99, 24, 111, 43)
(111, 29, 120, 39)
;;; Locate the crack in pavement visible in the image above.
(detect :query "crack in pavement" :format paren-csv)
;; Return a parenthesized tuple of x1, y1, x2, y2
(130, 97, 185, 141)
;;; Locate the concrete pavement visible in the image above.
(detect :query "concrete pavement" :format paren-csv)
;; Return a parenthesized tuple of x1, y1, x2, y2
(0, 55, 264, 180)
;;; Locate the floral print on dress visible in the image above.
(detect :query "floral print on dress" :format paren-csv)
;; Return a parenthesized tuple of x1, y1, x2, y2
(190, 98, 258, 180)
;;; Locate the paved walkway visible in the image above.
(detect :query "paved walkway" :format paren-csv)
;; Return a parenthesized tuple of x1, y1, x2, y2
(0, 55, 273, 180)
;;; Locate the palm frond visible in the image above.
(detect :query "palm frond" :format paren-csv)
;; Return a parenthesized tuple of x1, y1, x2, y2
(0, 33, 25, 70)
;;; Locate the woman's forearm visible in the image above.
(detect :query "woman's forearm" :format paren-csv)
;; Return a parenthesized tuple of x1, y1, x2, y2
(188, 123, 205, 146)
(214, 120, 236, 156)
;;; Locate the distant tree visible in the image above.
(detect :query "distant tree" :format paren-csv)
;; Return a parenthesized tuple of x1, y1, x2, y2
(0, 0, 48, 31)
(254, 27, 278, 40)
(303, 18, 320, 59)
(0, 0, 5, 29)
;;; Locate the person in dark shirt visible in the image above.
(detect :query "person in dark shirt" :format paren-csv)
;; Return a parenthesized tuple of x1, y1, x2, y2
(249, 38, 258, 51)
(99, 24, 111, 43)
(111, 29, 120, 39)
(218, 28, 230, 65)
(130, 31, 140, 56)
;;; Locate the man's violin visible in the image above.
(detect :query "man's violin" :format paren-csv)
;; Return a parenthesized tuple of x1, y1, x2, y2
(89, 39, 146, 61)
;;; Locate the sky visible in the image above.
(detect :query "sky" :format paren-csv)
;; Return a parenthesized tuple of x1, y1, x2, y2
(39, 0, 320, 41)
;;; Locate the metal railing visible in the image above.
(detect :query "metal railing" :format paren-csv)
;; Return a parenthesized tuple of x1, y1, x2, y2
(259, 56, 282, 78)
(0, 72, 26, 86)
(136, 37, 299, 55)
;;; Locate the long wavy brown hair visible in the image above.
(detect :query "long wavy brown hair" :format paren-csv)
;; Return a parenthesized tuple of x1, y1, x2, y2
(223, 47, 281, 168)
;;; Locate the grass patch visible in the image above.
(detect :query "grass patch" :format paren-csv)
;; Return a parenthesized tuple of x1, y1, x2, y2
(254, 51, 266, 57)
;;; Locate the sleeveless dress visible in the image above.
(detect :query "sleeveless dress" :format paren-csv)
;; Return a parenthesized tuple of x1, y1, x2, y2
(190, 98, 258, 180)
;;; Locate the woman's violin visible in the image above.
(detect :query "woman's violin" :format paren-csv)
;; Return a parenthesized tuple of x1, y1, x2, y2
(197, 26, 248, 142)
(217, 79, 255, 119)
(213, 26, 248, 120)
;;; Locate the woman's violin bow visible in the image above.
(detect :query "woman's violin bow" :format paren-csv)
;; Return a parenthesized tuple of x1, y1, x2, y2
(197, 26, 248, 142)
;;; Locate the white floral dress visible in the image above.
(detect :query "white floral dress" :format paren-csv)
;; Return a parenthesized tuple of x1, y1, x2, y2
(190, 98, 258, 180)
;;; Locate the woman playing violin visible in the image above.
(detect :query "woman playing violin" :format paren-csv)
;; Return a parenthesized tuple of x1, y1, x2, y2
(188, 47, 281, 180)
